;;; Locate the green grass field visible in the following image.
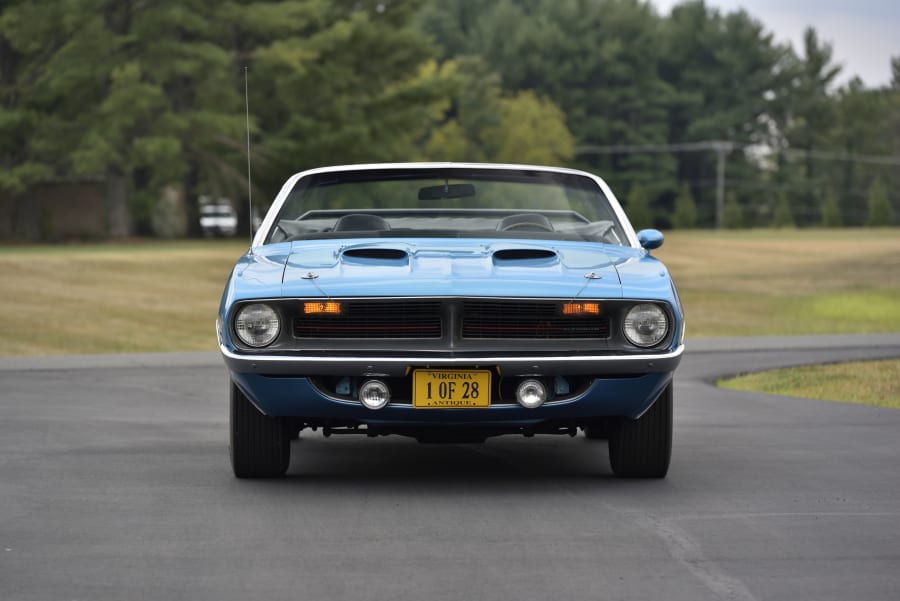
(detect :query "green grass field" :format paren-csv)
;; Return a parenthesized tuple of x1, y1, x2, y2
(1, 229, 898, 356)
(654, 228, 900, 337)
(0, 240, 246, 355)
(720, 359, 900, 409)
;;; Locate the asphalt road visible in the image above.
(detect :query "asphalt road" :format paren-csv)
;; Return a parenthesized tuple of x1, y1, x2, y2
(2, 335, 899, 601)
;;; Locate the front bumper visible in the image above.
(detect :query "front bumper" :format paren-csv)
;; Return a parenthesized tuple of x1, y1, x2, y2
(221, 341, 683, 422)
(230, 370, 674, 422)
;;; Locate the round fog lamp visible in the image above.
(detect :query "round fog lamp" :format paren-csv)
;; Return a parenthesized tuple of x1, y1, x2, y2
(234, 303, 280, 347)
(516, 379, 547, 409)
(359, 380, 391, 410)
(623, 303, 668, 348)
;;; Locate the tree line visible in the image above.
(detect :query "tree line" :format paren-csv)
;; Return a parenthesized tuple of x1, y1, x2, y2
(1, 0, 897, 238)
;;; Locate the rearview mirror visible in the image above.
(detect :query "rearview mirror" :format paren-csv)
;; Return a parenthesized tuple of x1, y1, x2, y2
(418, 183, 476, 200)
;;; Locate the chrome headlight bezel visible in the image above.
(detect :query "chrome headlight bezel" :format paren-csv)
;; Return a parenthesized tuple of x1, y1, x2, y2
(233, 303, 281, 348)
(623, 303, 669, 348)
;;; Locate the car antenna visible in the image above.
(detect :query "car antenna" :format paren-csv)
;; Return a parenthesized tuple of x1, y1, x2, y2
(244, 66, 254, 255)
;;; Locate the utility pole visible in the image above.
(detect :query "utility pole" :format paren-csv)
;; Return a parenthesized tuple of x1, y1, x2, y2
(575, 141, 900, 229)
(712, 141, 732, 230)
(575, 140, 735, 229)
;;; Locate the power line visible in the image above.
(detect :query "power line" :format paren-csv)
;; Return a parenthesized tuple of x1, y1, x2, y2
(576, 141, 900, 165)
(575, 141, 900, 228)
(779, 148, 900, 166)
(576, 141, 732, 155)
(577, 141, 732, 228)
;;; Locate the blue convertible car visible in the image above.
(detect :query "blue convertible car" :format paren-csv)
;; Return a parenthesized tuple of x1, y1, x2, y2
(217, 163, 684, 478)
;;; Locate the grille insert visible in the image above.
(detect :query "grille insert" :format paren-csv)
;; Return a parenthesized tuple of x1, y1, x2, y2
(461, 300, 610, 339)
(293, 300, 442, 339)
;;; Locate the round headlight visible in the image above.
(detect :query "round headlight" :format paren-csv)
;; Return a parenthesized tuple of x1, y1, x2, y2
(234, 303, 280, 347)
(623, 303, 668, 347)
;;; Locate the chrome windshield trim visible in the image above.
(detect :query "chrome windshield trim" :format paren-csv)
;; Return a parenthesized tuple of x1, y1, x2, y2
(253, 162, 638, 249)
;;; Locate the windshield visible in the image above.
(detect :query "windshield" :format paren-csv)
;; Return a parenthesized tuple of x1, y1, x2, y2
(266, 168, 629, 246)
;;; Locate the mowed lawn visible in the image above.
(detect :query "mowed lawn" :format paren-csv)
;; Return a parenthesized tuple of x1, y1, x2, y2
(0, 240, 246, 356)
(721, 359, 900, 409)
(1, 229, 898, 356)
(654, 228, 900, 337)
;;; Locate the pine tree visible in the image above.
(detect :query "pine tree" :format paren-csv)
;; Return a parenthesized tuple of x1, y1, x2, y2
(723, 192, 744, 229)
(247, 0, 453, 187)
(866, 178, 895, 226)
(783, 28, 843, 227)
(626, 185, 653, 230)
(0, 4, 76, 195)
(1, 0, 455, 238)
(771, 192, 795, 228)
(0, 19, 54, 197)
(418, 0, 678, 195)
(820, 189, 842, 227)
(671, 183, 697, 229)
(662, 4, 789, 226)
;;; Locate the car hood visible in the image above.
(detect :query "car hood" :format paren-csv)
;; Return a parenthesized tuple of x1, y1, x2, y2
(277, 239, 633, 298)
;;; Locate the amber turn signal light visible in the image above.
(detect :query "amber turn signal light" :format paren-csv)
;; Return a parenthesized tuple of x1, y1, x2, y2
(561, 302, 600, 315)
(303, 301, 342, 315)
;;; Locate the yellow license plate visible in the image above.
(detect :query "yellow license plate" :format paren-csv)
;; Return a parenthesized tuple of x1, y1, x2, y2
(412, 369, 492, 408)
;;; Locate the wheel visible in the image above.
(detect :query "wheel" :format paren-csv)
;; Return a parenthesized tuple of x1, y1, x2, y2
(230, 380, 291, 478)
(608, 382, 673, 478)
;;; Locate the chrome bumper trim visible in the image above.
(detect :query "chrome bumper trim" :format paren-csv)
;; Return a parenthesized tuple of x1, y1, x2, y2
(219, 343, 684, 377)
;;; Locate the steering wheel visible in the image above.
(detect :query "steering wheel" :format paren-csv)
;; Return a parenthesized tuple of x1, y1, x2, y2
(501, 221, 555, 232)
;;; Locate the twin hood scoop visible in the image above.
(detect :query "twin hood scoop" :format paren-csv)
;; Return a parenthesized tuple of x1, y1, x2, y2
(342, 248, 409, 261)
(491, 248, 558, 263)
(280, 240, 626, 297)
(339, 246, 558, 265)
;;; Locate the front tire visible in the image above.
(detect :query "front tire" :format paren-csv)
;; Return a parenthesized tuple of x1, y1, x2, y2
(608, 382, 673, 478)
(230, 380, 290, 478)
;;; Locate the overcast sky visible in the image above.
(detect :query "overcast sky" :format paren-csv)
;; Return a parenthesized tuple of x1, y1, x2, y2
(651, 0, 899, 88)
